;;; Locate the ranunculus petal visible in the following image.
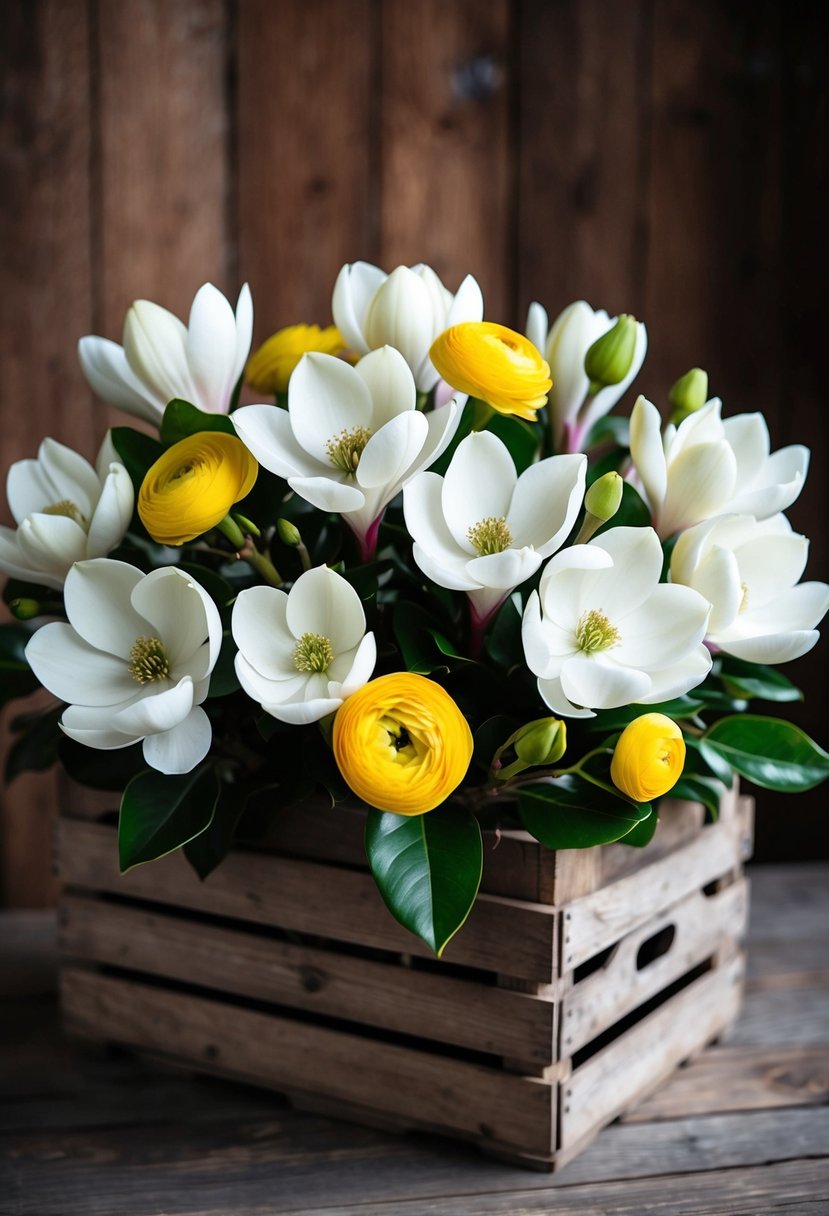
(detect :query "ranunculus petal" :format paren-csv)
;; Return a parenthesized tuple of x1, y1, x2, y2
(25, 622, 139, 706)
(442, 431, 516, 551)
(142, 705, 212, 774)
(113, 676, 195, 736)
(285, 565, 366, 653)
(290, 352, 373, 466)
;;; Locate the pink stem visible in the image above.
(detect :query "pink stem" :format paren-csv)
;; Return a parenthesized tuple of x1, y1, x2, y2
(468, 597, 506, 658)
(353, 513, 384, 564)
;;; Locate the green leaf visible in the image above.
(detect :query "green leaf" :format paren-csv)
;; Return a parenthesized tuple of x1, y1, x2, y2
(719, 658, 803, 704)
(118, 766, 220, 872)
(393, 601, 453, 675)
(685, 735, 736, 785)
(0, 623, 39, 706)
(111, 427, 165, 493)
(669, 774, 725, 821)
(364, 804, 483, 956)
(485, 414, 540, 474)
(183, 784, 248, 879)
(473, 714, 519, 772)
(586, 414, 630, 448)
(595, 481, 650, 534)
(620, 809, 658, 848)
(587, 696, 705, 733)
(160, 399, 236, 446)
(519, 775, 651, 849)
(703, 715, 829, 792)
(484, 594, 523, 669)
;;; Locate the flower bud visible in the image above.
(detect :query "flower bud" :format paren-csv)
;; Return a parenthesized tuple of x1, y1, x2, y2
(584, 314, 638, 393)
(611, 713, 685, 802)
(668, 367, 709, 425)
(513, 717, 567, 767)
(277, 518, 302, 547)
(584, 471, 623, 524)
(9, 598, 41, 621)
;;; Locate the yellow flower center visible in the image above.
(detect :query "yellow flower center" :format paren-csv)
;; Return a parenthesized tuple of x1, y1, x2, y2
(467, 515, 513, 556)
(128, 636, 170, 684)
(42, 499, 88, 528)
(293, 632, 334, 674)
(325, 426, 372, 475)
(576, 609, 620, 654)
(739, 581, 749, 614)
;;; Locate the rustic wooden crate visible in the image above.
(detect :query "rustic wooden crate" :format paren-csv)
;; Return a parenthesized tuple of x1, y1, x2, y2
(54, 785, 753, 1170)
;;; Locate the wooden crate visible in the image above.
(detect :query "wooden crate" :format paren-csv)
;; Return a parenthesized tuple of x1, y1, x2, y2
(54, 785, 753, 1170)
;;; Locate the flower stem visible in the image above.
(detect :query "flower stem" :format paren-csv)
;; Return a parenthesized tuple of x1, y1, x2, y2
(217, 514, 283, 586)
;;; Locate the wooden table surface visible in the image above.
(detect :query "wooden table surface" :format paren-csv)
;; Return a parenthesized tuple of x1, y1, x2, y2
(2, 864, 828, 1215)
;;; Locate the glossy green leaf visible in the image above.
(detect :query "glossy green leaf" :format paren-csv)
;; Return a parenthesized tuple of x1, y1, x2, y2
(485, 414, 540, 474)
(0, 624, 38, 706)
(364, 804, 483, 956)
(586, 414, 630, 449)
(686, 735, 737, 785)
(669, 774, 725, 821)
(620, 808, 658, 848)
(183, 784, 247, 879)
(519, 775, 651, 849)
(160, 399, 236, 446)
(118, 766, 219, 872)
(393, 601, 451, 675)
(587, 696, 705, 733)
(703, 715, 829, 792)
(111, 427, 165, 492)
(719, 658, 803, 704)
(485, 594, 523, 669)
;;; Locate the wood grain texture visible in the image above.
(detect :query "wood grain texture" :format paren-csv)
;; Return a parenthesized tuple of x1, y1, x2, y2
(377, 0, 513, 323)
(0, 0, 95, 907)
(235, 0, 374, 337)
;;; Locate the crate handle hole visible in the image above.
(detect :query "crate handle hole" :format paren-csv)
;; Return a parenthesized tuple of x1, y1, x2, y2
(636, 924, 676, 970)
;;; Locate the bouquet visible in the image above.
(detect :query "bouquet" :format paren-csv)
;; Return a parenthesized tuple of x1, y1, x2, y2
(2, 263, 827, 956)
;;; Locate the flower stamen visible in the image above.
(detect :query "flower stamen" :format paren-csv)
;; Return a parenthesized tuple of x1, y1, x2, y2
(42, 499, 88, 529)
(739, 582, 749, 614)
(293, 631, 334, 674)
(128, 636, 171, 684)
(576, 609, 620, 655)
(467, 515, 513, 556)
(325, 426, 372, 475)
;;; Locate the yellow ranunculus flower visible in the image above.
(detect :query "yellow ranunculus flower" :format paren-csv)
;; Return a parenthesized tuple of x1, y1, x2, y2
(429, 321, 552, 421)
(245, 324, 346, 394)
(610, 713, 686, 802)
(138, 432, 258, 545)
(332, 672, 473, 816)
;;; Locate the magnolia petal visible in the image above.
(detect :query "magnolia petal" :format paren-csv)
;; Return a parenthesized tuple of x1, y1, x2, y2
(231, 586, 297, 679)
(133, 566, 222, 670)
(354, 345, 417, 429)
(235, 653, 310, 706)
(735, 533, 809, 609)
(636, 645, 712, 703)
(727, 444, 810, 519)
(232, 403, 326, 480)
(77, 335, 164, 423)
(525, 301, 549, 354)
(718, 630, 821, 665)
(113, 676, 195, 736)
(629, 396, 668, 516)
(233, 282, 254, 386)
(561, 654, 652, 710)
(285, 565, 366, 653)
(0, 527, 65, 590)
(522, 591, 560, 679)
(37, 438, 100, 517)
(670, 399, 725, 458)
(537, 674, 595, 719)
(411, 541, 480, 591)
(546, 302, 610, 437)
(288, 475, 365, 514)
(731, 581, 829, 634)
(142, 705, 212, 774)
(331, 261, 386, 352)
(25, 622, 139, 706)
(538, 544, 613, 620)
(614, 583, 711, 669)
(445, 274, 484, 328)
(61, 702, 140, 750)
(587, 527, 665, 620)
(263, 696, 343, 725)
(17, 515, 87, 576)
(467, 586, 511, 623)
(403, 472, 465, 564)
(356, 410, 428, 490)
(186, 282, 240, 412)
(465, 547, 541, 591)
(688, 544, 743, 634)
(123, 299, 196, 406)
(442, 431, 516, 551)
(289, 352, 373, 465)
(63, 559, 149, 657)
(362, 267, 435, 379)
(332, 632, 377, 698)
(405, 396, 464, 478)
(507, 453, 586, 554)
(659, 441, 737, 537)
(6, 459, 56, 526)
(86, 464, 134, 558)
(721, 413, 770, 484)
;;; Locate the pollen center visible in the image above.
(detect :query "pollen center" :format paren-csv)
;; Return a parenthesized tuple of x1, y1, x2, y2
(325, 426, 372, 475)
(467, 515, 513, 556)
(42, 499, 88, 528)
(738, 581, 749, 614)
(576, 609, 620, 655)
(293, 632, 334, 674)
(128, 636, 170, 684)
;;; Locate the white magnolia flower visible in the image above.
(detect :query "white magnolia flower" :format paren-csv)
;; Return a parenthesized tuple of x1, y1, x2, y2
(333, 261, 483, 392)
(522, 526, 712, 718)
(232, 565, 376, 725)
(629, 396, 809, 539)
(671, 514, 829, 665)
(403, 430, 586, 627)
(0, 435, 133, 590)
(78, 282, 253, 426)
(526, 300, 647, 453)
(25, 559, 222, 774)
(232, 347, 464, 560)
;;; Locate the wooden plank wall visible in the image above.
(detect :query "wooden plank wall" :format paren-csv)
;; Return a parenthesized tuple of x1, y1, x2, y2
(1, 0, 826, 904)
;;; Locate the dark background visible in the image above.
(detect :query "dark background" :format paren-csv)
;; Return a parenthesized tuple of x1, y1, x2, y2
(1, 0, 826, 906)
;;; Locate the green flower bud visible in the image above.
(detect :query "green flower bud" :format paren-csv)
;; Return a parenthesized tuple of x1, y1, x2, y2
(668, 367, 708, 425)
(584, 315, 638, 393)
(584, 471, 624, 524)
(513, 717, 567, 767)
(9, 598, 41, 621)
(277, 518, 302, 547)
